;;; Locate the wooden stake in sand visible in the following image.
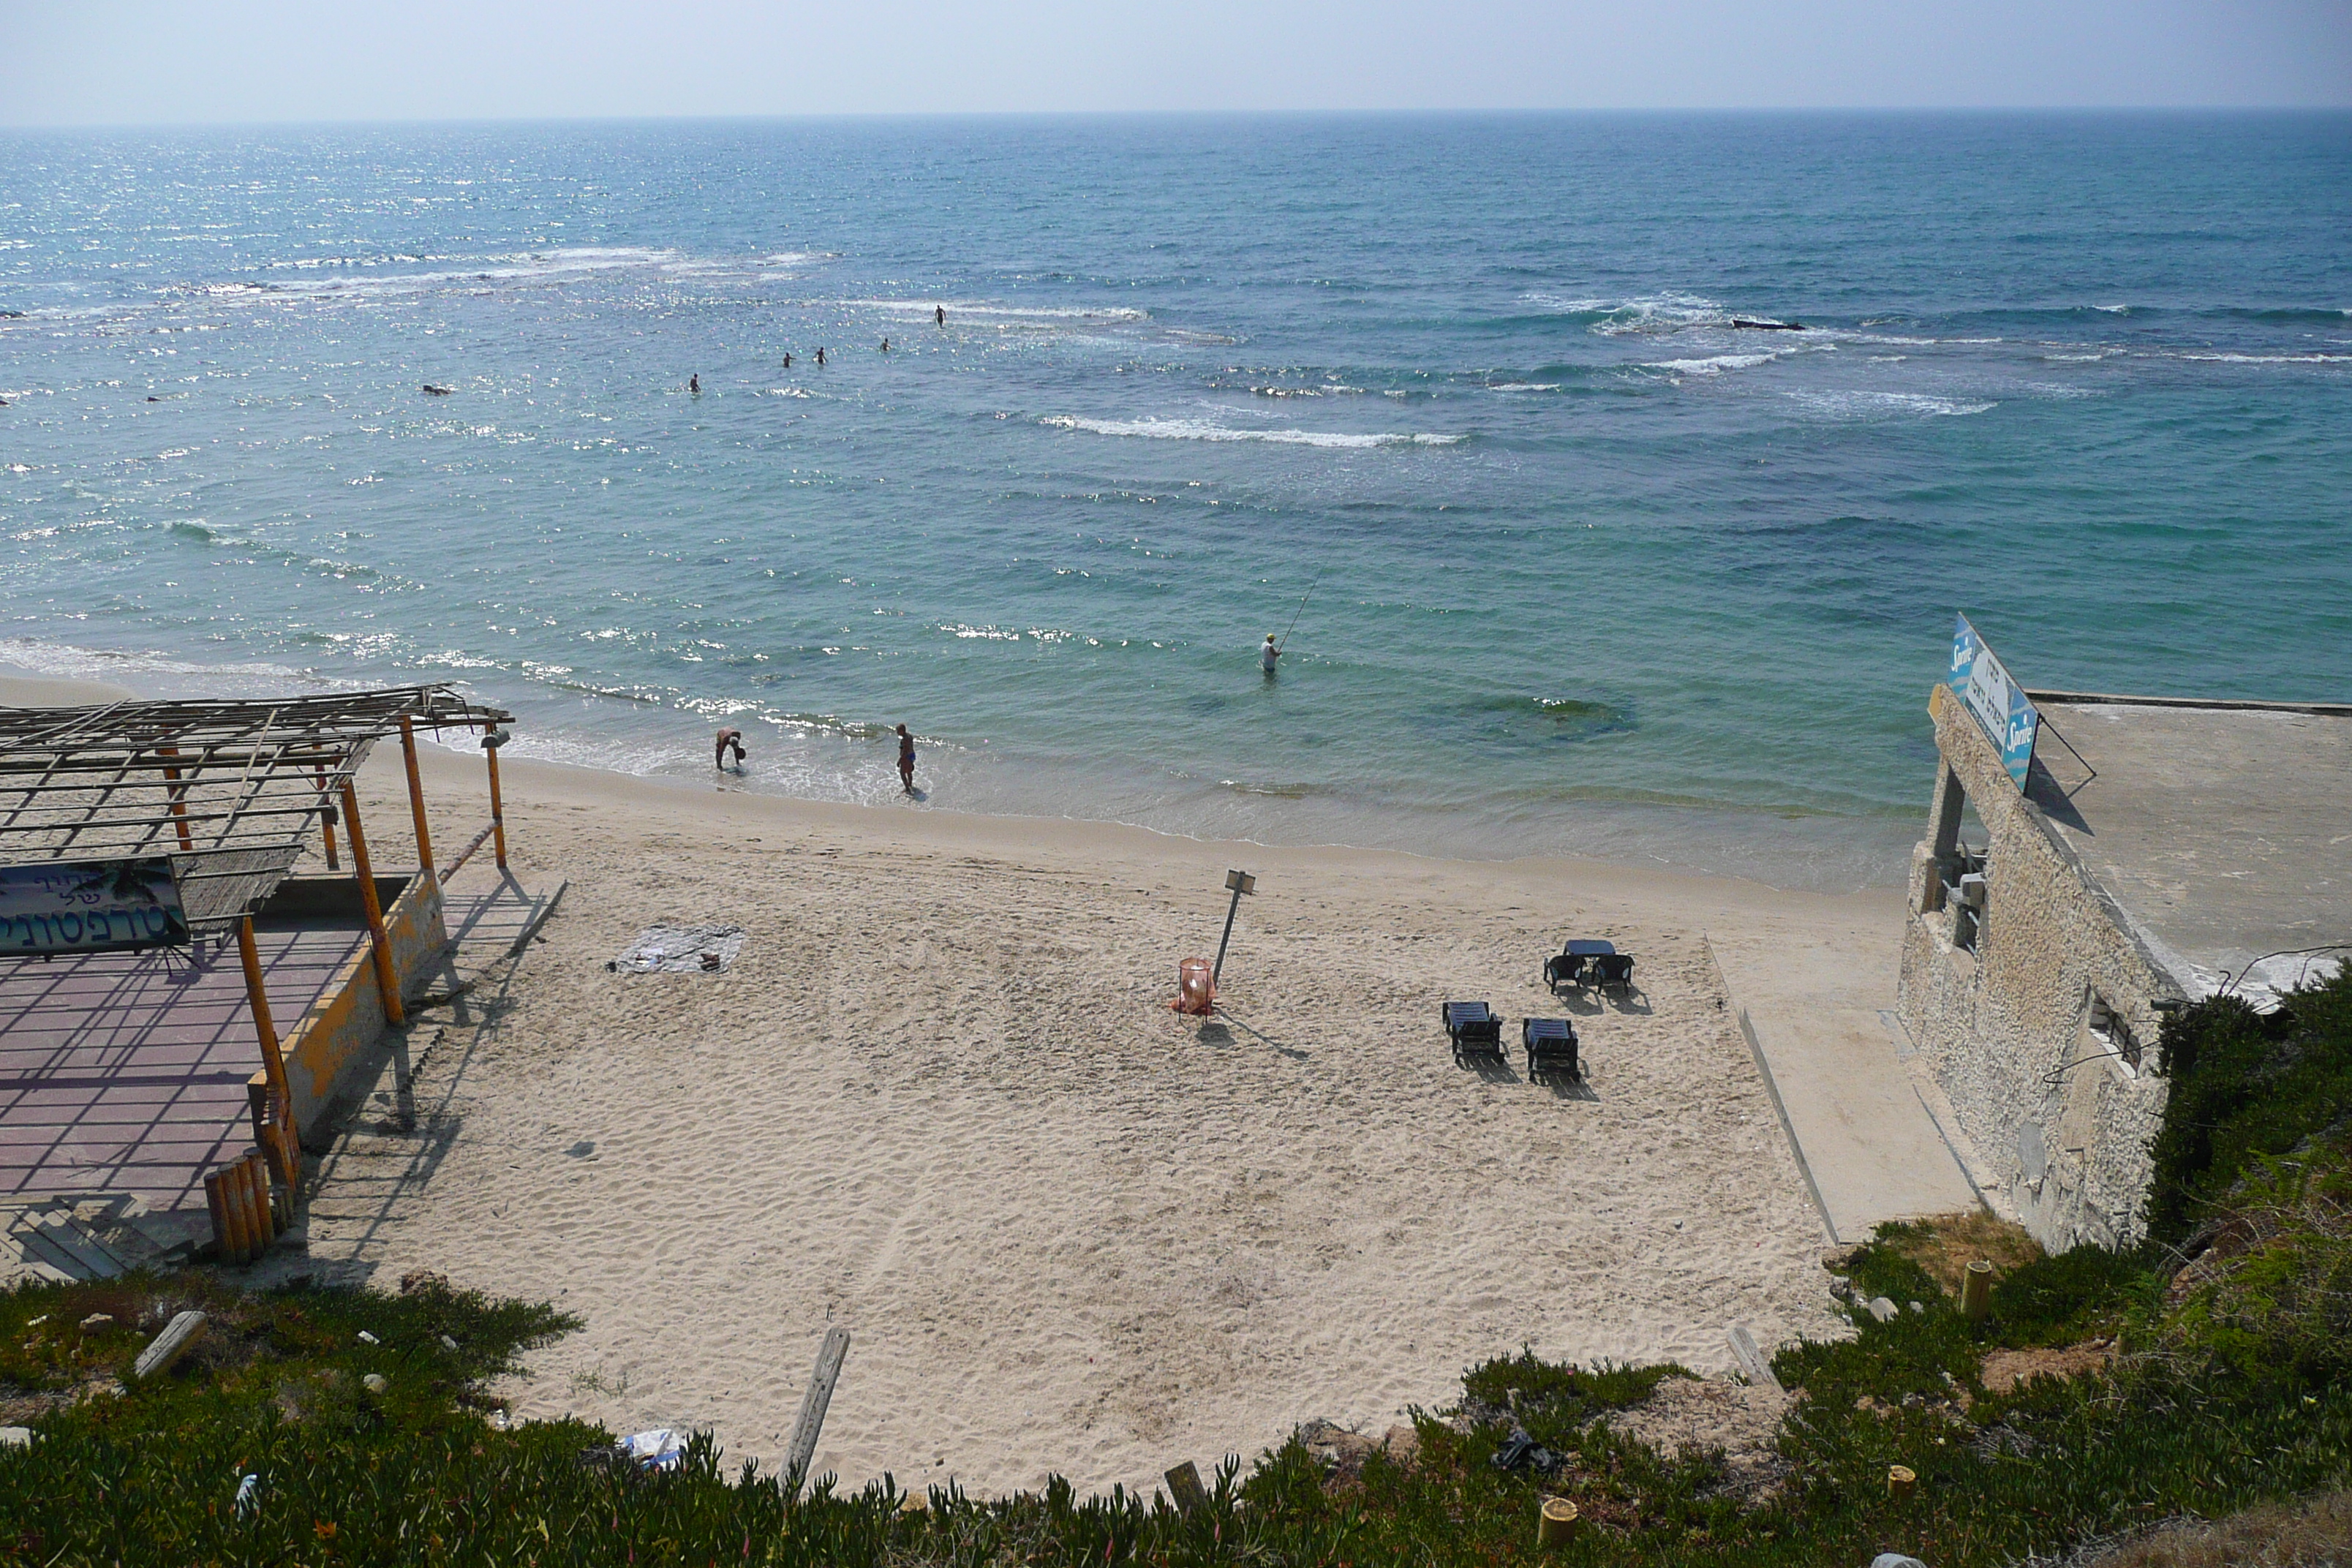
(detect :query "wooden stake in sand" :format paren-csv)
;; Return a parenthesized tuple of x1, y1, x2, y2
(1727, 1324, 1782, 1392)
(1164, 1460, 1207, 1515)
(785, 1326, 851, 1493)
(1887, 1463, 1917, 1501)
(1537, 1496, 1579, 1548)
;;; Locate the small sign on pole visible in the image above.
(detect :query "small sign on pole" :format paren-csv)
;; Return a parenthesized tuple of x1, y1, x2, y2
(1213, 870, 1256, 987)
(0, 857, 189, 955)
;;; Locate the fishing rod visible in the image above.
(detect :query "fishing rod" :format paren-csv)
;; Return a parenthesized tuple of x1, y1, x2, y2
(1278, 566, 1325, 652)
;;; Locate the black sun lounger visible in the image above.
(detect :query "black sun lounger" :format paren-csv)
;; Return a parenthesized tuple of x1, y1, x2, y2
(1522, 1017, 1579, 1079)
(1592, 953, 1636, 995)
(1444, 1001, 1503, 1059)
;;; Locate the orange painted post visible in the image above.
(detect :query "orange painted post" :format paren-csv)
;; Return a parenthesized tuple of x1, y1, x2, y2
(339, 780, 406, 1028)
(244, 1149, 280, 1239)
(399, 717, 436, 886)
(204, 1169, 237, 1264)
(315, 765, 341, 870)
(158, 745, 195, 852)
(213, 1165, 252, 1265)
(235, 917, 298, 1186)
(236, 1152, 272, 1250)
(485, 737, 509, 872)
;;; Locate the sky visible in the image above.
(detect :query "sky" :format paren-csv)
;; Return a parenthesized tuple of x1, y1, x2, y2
(1, 0, 2348, 124)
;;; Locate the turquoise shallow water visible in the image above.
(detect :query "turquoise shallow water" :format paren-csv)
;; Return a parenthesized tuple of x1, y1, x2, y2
(2, 114, 2348, 889)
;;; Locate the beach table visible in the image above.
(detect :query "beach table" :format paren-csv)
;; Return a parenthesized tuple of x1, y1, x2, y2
(1545, 938, 1616, 992)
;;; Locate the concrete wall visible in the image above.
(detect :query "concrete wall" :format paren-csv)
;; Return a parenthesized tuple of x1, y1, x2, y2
(248, 872, 448, 1149)
(1895, 683, 2182, 1252)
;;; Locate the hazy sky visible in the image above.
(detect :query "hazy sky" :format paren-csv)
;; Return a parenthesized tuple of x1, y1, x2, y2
(4, 1, 2348, 124)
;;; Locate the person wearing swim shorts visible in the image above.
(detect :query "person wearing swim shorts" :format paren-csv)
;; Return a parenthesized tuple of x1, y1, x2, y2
(896, 724, 916, 794)
(715, 728, 745, 771)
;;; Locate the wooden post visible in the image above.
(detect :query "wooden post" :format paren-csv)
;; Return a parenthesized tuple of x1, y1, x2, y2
(1164, 1460, 1207, 1516)
(339, 781, 406, 1027)
(205, 1168, 239, 1264)
(485, 740, 508, 872)
(785, 1326, 851, 1494)
(158, 745, 195, 852)
(1537, 1497, 1579, 1548)
(399, 717, 436, 886)
(1888, 1464, 1916, 1502)
(132, 1310, 207, 1381)
(248, 1148, 282, 1238)
(214, 1164, 253, 1264)
(238, 1150, 273, 1248)
(1961, 1259, 1994, 1320)
(235, 916, 297, 1186)
(315, 766, 340, 870)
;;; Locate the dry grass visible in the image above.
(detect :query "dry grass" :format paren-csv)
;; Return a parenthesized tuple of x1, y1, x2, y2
(1887, 1210, 2043, 1297)
(2068, 1490, 2352, 1567)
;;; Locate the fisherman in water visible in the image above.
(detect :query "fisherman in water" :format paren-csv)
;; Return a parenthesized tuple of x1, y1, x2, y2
(1260, 633, 1281, 675)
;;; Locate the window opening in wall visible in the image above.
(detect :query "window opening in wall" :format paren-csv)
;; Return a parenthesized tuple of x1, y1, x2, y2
(2088, 994, 2141, 1071)
(1928, 769, 1991, 954)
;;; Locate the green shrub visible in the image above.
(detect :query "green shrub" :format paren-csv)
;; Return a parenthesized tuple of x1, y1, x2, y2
(2147, 965, 2352, 1245)
(1989, 1244, 2158, 1346)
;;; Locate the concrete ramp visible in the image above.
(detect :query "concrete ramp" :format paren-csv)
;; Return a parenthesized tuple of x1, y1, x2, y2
(1708, 928, 1980, 1243)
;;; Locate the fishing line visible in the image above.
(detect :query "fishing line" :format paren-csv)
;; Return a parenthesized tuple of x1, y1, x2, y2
(1278, 567, 1325, 651)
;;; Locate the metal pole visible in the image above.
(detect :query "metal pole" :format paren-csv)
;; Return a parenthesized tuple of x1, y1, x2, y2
(1213, 883, 1243, 987)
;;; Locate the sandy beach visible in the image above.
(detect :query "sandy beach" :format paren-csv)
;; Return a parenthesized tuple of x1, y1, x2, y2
(3, 674, 1881, 1499)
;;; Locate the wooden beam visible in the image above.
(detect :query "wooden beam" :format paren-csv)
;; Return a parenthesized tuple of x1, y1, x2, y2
(235, 917, 298, 1187)
(315, 765, 340, 870)
(339, 780, 406, 1028)
(785, 1326, 851, 1493)
(398, 717, 435, 884)
(159, 745, 195, 851)
(485, 742, 508, 871)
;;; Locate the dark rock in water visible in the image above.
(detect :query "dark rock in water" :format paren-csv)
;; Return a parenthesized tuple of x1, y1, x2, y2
(0, 309, 23, 318)
(423, 384, 454, 395)
(1731, 317, 1803, 331)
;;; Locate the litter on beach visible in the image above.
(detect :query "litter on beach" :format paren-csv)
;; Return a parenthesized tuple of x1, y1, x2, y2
(616, 1428, 690, 1471)
(611, 924, 746, 973)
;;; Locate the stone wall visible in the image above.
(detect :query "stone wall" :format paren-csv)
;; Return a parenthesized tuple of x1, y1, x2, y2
(1895, 684, 2182, 1252)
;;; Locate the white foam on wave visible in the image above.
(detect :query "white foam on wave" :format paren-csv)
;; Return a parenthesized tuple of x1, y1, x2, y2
(1784, 390, 1997, 419)
(844, 298, 1149, 323)
(2176, 351, 2352, 365)
(1523, 291, 1730, 336)
(1041, 415, 1463, 448)
(1488, 382, 1564, 392)
(1643, 352, 1778, 377)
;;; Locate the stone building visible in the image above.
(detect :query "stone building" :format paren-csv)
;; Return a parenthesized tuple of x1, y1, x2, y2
(1896, 672, 2352, 1254)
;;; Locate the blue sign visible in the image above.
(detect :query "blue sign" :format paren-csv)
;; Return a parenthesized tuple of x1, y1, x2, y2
(1949, 615, 2039, 788)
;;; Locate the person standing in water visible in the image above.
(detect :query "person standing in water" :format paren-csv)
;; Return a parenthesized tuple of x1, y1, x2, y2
(715, 728, 745, 771)
(782, 351, 792, 369)
(1260, 633, 1281, 674)
(688, 374, 700, 394)
(895, 724, 916, 794)
(935, 305, 946, 326)
(881, 337, 891, 353)
(815, 347, 826, 367)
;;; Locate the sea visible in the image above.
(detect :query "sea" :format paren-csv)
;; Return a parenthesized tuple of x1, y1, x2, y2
(3, 113, 2348, 892)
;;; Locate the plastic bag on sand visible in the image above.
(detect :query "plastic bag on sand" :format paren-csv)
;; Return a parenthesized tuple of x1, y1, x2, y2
(616, 1429, 689, 1472)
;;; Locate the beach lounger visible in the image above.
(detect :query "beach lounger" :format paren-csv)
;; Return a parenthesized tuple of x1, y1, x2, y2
(1443, 1001, 1503, 1059)
(1592, 954, 1636, 995)
(1522, 1017, 1579, 1079)
(1545, 938, 1616, 993)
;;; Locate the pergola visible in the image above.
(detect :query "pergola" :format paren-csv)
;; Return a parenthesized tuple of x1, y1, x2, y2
(0, 685, 515, 1202)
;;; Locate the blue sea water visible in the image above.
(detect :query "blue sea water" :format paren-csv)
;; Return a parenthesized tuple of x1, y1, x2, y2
(2, 113, 2348, 889)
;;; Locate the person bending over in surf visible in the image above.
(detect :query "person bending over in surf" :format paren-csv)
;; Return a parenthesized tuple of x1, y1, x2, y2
(715, 728, 746, 771)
